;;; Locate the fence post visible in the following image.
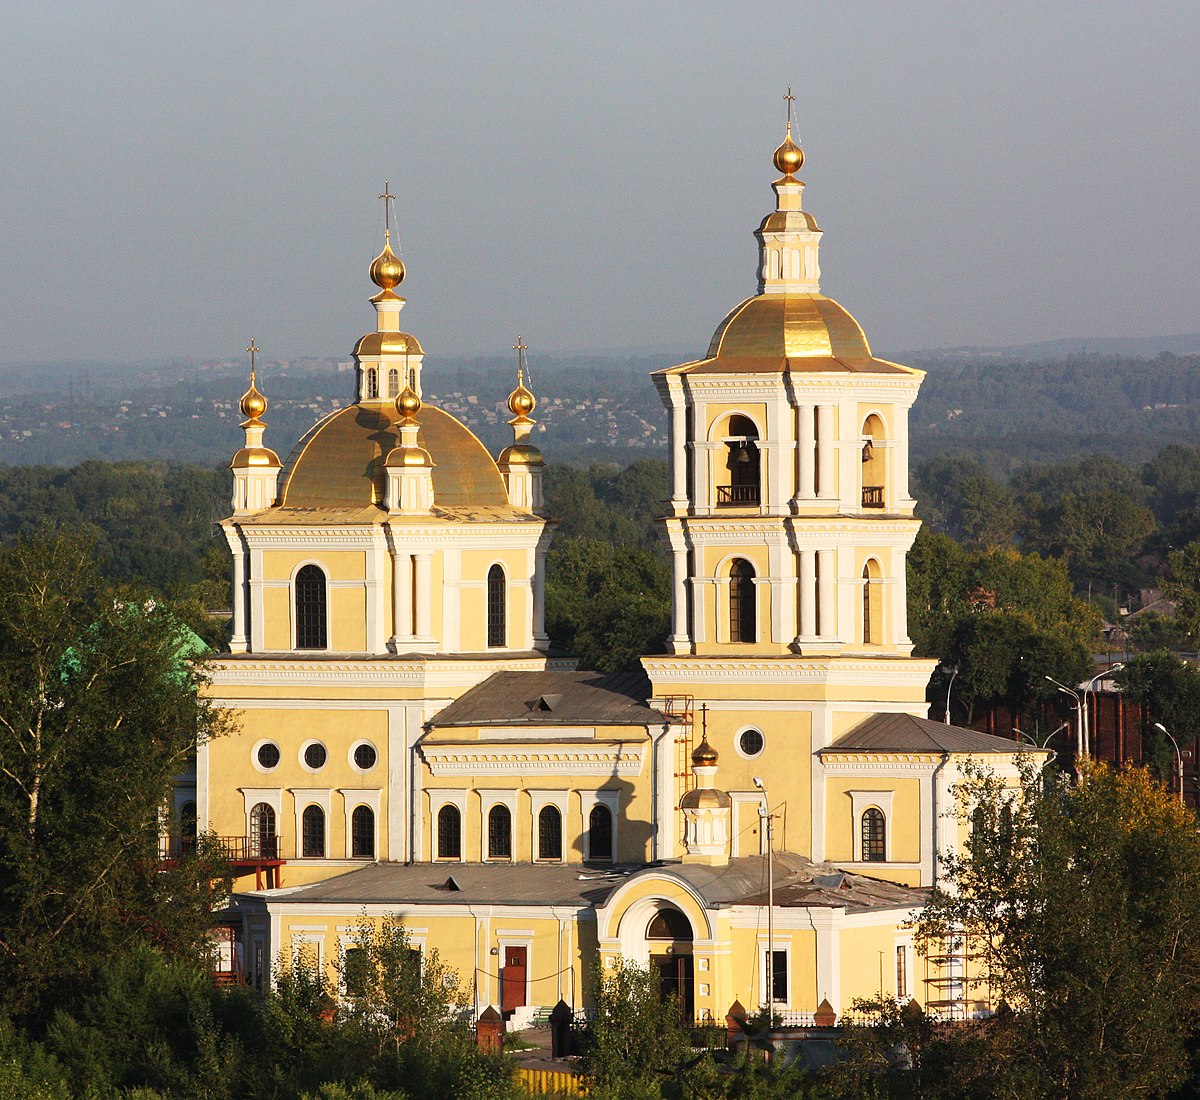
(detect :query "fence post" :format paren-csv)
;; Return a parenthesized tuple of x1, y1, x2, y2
(549, 999, 574, 1059)
(725, 999, 746, 1051)
(814, 997, 837, 1028)
(477, 1005, 504, 1053)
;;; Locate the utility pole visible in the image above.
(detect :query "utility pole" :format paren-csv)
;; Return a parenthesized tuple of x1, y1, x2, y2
(754, 776, 775, 1009)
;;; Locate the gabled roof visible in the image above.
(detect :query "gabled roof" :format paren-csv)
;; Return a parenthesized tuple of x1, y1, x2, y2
(429, 668, 662, 729)
(820, 712, 1030, 755)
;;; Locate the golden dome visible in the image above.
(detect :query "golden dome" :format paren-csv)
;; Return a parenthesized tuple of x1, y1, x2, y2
(385, 442, 434, 468)
(353, 330, 424, 357)
(370, 237, 405, 290)
(508, 379, 536, 418)
(278, 404, 511, 509)
(497, 443, 545, 467)
(240, 381, 267, 420)
(396, 384, 422, 421)
(231, 445, 281, 469)
(680, 787, 732, 810)
(773, 123, 804, 178)
(692, 737, 718, 767)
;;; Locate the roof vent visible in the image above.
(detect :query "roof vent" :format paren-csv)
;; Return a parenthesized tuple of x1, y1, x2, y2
(437, 875, 462, 892)
(530, 693, 563, 712)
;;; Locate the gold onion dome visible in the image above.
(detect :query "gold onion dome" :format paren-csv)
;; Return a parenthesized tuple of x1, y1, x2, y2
(240, 379, 267, 420)
(508, 377, 536, 418)
(692, 737, 718, 767)
(395, 384, 422, 421)
(370, 237, 405, 290)
(773, 123, 804, 178)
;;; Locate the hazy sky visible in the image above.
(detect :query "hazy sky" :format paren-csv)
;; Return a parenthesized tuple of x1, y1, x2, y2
(3, 2, 1198, 366)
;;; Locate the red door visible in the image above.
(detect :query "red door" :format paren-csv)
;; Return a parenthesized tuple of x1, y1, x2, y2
(501, 946, 527, 1014)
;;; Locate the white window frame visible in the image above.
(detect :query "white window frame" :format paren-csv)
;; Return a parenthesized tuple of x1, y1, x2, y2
(578, 789, 619, 862)
(478, 788, 519, 862)
(850, 789, 894, 863)
(342, 788, 382, 860)
(290, 559, 331, 652)
(759, 939, 791, 1006)
(528, 790, 570, 862)
(430, 790, 468, 862)
(291, 788, 333, 860)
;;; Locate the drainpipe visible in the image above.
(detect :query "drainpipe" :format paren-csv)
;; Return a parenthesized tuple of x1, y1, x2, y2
(931, 752, 950, 887)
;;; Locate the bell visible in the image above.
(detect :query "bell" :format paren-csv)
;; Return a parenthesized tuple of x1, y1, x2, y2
(736, 444, 751, 464)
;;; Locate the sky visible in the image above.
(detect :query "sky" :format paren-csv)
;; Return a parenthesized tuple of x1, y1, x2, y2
(2, 2, 1199, 367)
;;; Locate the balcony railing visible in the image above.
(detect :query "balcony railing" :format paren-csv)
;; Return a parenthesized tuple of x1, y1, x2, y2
(160, 835, 285, 888)
(862, 485, 885, 508)
(716, 484, 761, 505)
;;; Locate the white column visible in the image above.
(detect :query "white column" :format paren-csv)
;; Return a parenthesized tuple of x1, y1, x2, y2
(671, 547, 688, 645)
(798, 549, 817, 640)
(817, 549, 836, 639)
(230, 550, 247, 652)
(533, 547, 549, 648)
(442, 549, 461, 651)
(797, 403, 816, 501)
(414, 553, 432, 640)
(670, 399, 688, 509)
(249, 548, 265, 652)
(392, 549, 413, 644)
(816, 404, 836, 499)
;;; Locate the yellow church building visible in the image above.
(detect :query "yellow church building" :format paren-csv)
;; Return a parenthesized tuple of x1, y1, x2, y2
(191, 117, 1028, 1025)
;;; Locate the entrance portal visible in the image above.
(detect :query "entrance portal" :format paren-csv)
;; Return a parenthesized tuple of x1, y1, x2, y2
(646, 908, 694, 1020)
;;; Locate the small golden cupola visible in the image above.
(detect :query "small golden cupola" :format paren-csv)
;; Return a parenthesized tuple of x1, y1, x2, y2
(679, 710, 732, 866)
(497, 336, 546, 513)
(383, 381, 436, 515)
(230, 338, 282, 514)
(354, 183, 426, 404)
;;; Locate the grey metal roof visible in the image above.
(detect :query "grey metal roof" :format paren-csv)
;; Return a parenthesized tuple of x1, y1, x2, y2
(256, 861, 632, 907)
(429, 668, 663, 728)
(252, 853, 925, 915)
(820, 712, 1029, 755)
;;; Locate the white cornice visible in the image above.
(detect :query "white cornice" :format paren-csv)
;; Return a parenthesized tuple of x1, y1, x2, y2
(421, 744, 646, 777)
(206, 654, 571, 689)
(642, 657, 938, 687)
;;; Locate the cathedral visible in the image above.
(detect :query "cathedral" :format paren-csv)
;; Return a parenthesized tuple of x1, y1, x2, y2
(190, 114, 1027, 1024)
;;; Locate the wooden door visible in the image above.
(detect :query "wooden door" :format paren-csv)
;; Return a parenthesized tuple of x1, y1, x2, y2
(501, 946, 527, 1014)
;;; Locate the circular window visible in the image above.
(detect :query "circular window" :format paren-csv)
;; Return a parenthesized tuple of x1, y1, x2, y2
(256, 742, 280, 770)
(353, 742, 378, 771)
(303, 742, 327, 770)
(738, 729, 765, 758)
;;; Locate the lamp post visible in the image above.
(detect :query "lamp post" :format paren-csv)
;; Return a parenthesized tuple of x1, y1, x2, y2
(943, 664, 959, 726)
(1082, 663, 1123, 757)
(1045, 676, 1084, 758)
(1013, 723, 1068, 750)
(1152, 722, 1191, 805)
(753, 776, 775, 1009)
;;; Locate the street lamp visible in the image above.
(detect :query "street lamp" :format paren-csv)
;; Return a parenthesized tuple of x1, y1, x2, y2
(1082, 663, 1123, 757)
(753, 776, 776, 1009)
(1152, 722, 1192, 806)
(1045, 676, 1084, 758)
(1013, 723, 1069, 750)
(943, 664, 959, 726)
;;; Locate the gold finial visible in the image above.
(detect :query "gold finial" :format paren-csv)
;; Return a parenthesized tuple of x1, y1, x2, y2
(240, 338, 267, 420)
(395, 382, 421, 423)
(773, 86, 804, 178)
(507, 336, 536, 418)
(370, 181, 405, 290)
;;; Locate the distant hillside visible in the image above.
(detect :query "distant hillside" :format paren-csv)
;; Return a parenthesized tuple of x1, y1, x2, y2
(1, 347, 1199, 474)
(901, 333, 1200, 362)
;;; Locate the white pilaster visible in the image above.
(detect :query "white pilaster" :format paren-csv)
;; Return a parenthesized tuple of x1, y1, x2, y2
(816, 404, 836, 499)
(817, 548, 836, 640)
(230, 547, 248, 653)
(670, 394, 688, 510)
(798, 549, 817, 640)
(797, 403, 816, 502)
(532, 546, 549, 649)
(671, 547, 689, 646)
(414, 553, 433, 641)
(391, 547, 413, 647)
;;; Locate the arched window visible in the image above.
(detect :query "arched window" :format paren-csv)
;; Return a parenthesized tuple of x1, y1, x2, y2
(488, 804, 512, 860)
(862, 808, 886, 862)
(588, 804, 613, 862)
(862, 565, 873, 644)
(487, 564, 506, 649)
(250, 802, 276, 859)
(862, 559, 882, 645)
(538, 805, 562, 861)
(718, 414, 761, 505)
(366, 368, 378, 400)
(352, 805, 375, 859)
(861, 413, 886, 508)
(388, 367, 399, 397)
(302, 804, 325, 858)
(729, 559, 756, 643)
(646, 908, 692, 941)
(295, 564, 328, 650)
(437, 804, 461, 860)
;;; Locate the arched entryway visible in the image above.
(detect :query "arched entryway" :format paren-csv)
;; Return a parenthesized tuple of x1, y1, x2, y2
(646, 907, 694, 1020)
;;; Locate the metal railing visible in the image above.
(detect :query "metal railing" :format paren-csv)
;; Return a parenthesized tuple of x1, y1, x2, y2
(160, 835, 283, 862)
(862, 485, 885, 508)
(717, 484, 761, 505)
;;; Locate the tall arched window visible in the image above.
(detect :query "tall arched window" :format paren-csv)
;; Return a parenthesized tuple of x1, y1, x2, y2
(719, 414, 760, 505)
(295, 565, 328, 650)
(366, 368, 379, 399)
(388, 367, 400, 397)
(352, 805, 375, 859)
(302, 804, 325, 858)
(862, 559, 882, 645)
(488, 804, 512, 860)
(250, 802, 276, 859)
(588, 804, 613, 862)
(538, 805, 562, 861)
(437, 804, 461, 860)
(862, 565, 873, 644)
(861, 413, 886, 508)
(862, 808, 886, 862)
(487, 565, 506, 648)
(729, 559, 756, 643)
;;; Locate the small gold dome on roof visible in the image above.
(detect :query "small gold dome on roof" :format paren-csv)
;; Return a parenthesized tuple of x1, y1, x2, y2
(370, 237, 405, 291)
(240, 380, 267, 420)
(508, 378, 536, 418)
(692, 736, 718, 767)
(396, 384, 421, 421)
(773, 123, 804, 178)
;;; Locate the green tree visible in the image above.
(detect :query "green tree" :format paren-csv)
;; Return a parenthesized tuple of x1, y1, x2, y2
(0, 528, 230, 1023)
(1163, 541, 1200, 647)
(1113, 651, 1200, 786)
(913, 761, 1200, 1099)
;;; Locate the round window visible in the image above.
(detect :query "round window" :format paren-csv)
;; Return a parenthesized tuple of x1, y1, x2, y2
(353, 743, 377, 771)
(738, 729, 765, 758)
(256, 742, 280, 770)
(303, 742, 327, 770)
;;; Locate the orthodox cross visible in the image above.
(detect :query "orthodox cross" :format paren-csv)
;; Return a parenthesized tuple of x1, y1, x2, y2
(784, 86, 795, 128)
(379, 181, 396, 236)
(513, 335, 528, 382)
(246, 338, 260, 383)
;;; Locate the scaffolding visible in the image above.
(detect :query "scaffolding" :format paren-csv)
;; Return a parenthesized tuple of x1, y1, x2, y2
(921, 935, 990, 1021)
(655, 695, 696, 838)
